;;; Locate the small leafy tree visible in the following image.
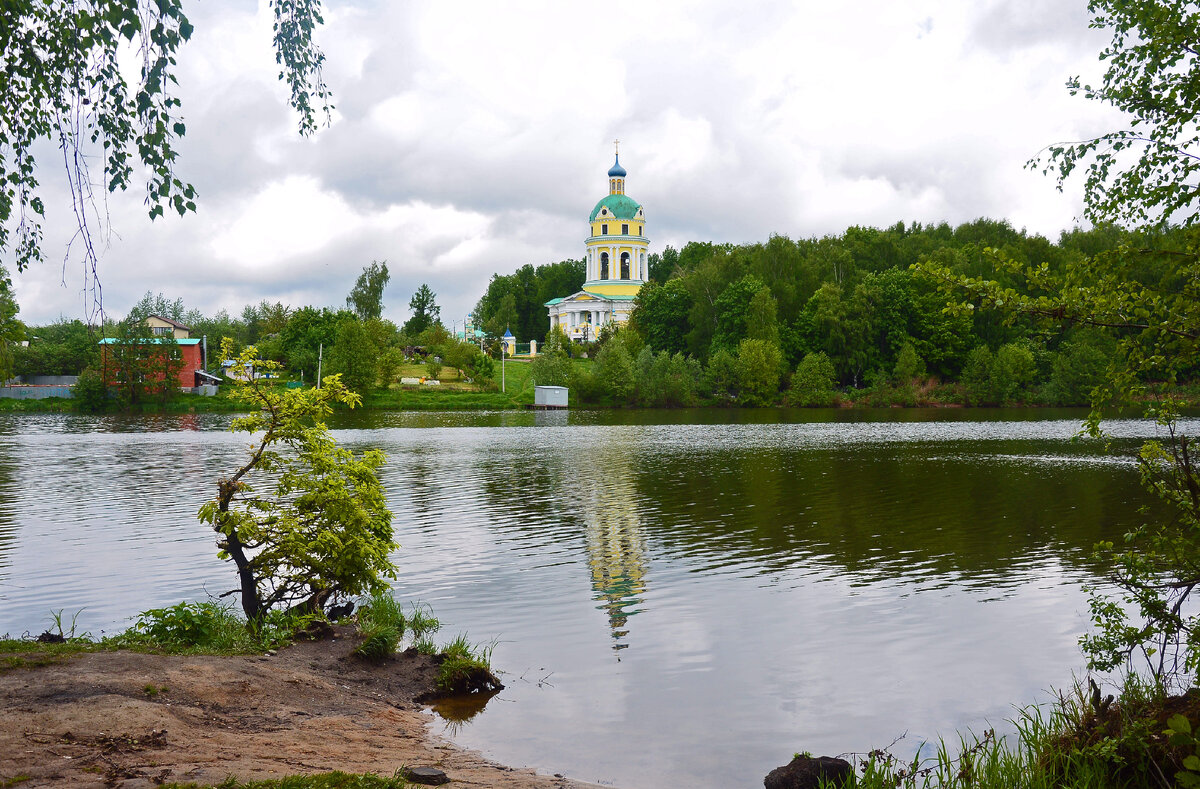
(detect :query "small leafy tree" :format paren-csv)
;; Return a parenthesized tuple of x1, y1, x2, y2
(594, 332, 634, 402)
(992, 342, 1036, 405)
(346, 261, 390, 321)
(737, 338, 783, 406)
(0, 265, 24, 382)
(891, 342, 925, 385)
(376, 347, 403, 390)
(72, 367, 108, 412)
(530, 329, 571, 387)
(788, 351, 837, 407)
(705, 347, 740, 401)
(327, 317, 379, 395)
(404, 284, 441, 336)
(198, 341, 396, 623)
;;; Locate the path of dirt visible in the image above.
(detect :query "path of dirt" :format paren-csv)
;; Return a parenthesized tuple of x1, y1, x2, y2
(0, 630, 599, 788)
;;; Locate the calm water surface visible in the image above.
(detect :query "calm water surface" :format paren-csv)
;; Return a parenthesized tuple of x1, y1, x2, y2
(0, 408, 1181, 788)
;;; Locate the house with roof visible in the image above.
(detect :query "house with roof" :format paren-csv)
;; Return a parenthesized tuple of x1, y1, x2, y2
(545, 144, 649, 341)
(144, 314, 192, 339)
(97, 315, 220, 390)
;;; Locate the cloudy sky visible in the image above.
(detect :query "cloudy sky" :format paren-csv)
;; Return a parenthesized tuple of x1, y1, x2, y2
(13, 0, 1121, 331)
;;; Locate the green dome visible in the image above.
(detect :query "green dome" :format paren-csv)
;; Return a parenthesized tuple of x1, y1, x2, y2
(589, 193, 643, 222)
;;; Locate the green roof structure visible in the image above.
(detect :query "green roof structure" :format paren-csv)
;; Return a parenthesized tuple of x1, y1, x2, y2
(589, 193, 642, 222)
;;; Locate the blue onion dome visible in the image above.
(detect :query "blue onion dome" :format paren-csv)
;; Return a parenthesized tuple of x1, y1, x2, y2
(607, 155, 627, 178)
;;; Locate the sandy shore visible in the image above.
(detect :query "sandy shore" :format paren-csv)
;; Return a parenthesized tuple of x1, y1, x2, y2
(0, 630, 603, 788)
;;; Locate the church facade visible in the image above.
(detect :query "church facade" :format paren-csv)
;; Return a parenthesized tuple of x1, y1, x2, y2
(545, 149, 648, 341)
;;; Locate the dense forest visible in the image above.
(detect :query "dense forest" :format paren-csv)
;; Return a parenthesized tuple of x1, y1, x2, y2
(480, 218, 1196, 407)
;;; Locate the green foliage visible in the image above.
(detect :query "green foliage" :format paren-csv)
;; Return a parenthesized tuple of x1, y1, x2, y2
(916, 3, 1200, 687)
(849, 675, 1195, 789)
(961, 343, 1035, 405)
(197, 341, 396, 623)
(593, 332, 634, 402)
(630, 347, 702, 407)
(630, 278, 693, 356)
(1042, 331, 1113, 405)
(346, 261, 390, 321)
(746, 287, 781, 346)
(992, 343, 1036, 404)
(425, 355, 443, 381)
(352, 626, 399, 662)
(705, 347, 739, 401)
(1032, 1, 1200, 228)
(356, 591, 408, 636)
(280, 306, 354, 382)
(892, 342, 925, 385)
(405, 603, 440, 637)
(327, 317, 379, 395)
(530, 335, 572, 387)
(376, 348, 402, 390)
(0, 0, 329, 278)
(71, 368, 107, 411)
(129, 601, 225, 646)
(403, 283, 440, 336)
(111, 600, 302, 654)
(474, 259, 584, 344)
(736, 338, 783, 406)
(1166, 714, 1200, 787)
(788, 351, 837, 406)
(435, 634, 499, 694)
(12, 319, 98, 378)
(712, 275, 768, 352)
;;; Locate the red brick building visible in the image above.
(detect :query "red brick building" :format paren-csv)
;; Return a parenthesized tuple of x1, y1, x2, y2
(98, 337, 211, 389)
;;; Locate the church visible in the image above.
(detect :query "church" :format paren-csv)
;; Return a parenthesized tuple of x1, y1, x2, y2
(544, 145, 648, 341)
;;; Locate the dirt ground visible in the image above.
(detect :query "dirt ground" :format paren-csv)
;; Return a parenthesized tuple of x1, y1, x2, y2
(0, 629, 598, 788)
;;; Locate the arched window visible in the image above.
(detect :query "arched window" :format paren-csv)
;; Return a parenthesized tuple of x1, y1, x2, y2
(620, 252, 630, 280)
(600, 252, 609, 280)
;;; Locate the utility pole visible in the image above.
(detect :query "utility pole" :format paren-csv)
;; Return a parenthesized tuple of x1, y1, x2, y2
(317, 343, 323, 389)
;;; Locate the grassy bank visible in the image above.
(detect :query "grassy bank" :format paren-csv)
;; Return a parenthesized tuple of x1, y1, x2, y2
(7, 357, 1195, 415)
(842, 675, 1200, 789)
(1, 594, 496, 693)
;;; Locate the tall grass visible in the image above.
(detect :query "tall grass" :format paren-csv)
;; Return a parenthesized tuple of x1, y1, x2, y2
(851, 675, 1187, 789)
(111, 601, 307, 654)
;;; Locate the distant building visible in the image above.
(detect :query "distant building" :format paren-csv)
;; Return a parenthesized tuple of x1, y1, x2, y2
(144, 314, 191, 339)
(98, 337, 209, 389)
(545, 144, 649, 341)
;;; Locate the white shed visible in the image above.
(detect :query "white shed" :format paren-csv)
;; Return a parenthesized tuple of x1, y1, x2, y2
(534, 385, 569, 408)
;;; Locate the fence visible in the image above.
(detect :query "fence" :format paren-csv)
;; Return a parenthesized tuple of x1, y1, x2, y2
(0, 385, 73, 399)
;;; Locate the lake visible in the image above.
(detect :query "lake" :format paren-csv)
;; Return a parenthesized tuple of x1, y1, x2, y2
(0, 408, 1177, 788)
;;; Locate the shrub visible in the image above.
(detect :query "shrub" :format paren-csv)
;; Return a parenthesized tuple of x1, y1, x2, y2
(736, 338, 783, 406)
(788, 351, 837, 406)
(72, 368, 108, 412)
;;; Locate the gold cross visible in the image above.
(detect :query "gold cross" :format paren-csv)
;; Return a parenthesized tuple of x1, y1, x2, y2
(614, 138, 620, 156)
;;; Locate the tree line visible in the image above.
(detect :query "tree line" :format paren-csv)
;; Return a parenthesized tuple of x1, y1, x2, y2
(7, 261, 497, 406)
(522, 219, 1192, 407)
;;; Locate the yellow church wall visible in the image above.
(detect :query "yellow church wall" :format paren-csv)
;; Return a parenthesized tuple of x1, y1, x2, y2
(590, 220, 645, 238)
(585, 282, 642, 297)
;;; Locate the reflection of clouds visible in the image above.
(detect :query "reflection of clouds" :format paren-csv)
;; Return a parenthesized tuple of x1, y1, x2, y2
(0, 439, 15, 573)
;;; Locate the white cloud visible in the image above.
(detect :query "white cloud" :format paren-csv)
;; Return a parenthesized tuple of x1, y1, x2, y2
(11, 0, 1122, 327)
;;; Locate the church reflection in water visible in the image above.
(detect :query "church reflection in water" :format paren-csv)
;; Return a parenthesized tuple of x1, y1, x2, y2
(577, 445, 648, 655)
